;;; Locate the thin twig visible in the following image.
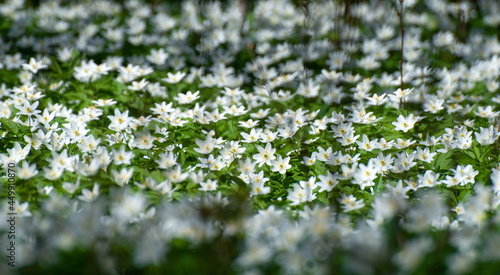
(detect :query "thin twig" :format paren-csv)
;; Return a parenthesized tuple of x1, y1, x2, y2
(239, 0, 248, 36)
(396, 0, 405, 109)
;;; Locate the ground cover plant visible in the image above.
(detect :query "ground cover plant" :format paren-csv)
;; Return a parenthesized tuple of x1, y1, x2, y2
(0, 0, 500, 274)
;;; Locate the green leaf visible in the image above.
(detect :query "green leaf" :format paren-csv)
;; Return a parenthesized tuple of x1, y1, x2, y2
(441, 189, 457, 204)
(186, 181, 198, 190)
(457, 189, 472, 202)
(374, 176, 384, 193)
(228, 182, 240, 192)
(134, 167, 149, 178)
(49, 57, 62, 75)
(0, 118, 19, 134)
(230, 176, 247, 189)
(434, 151, 454, 171)
(150, 170, 165, 182)
(179, 150, 186, 165)
(464, 149, 476, 160)
(317, 193, 330, 206)
(473, 146, 482, 163)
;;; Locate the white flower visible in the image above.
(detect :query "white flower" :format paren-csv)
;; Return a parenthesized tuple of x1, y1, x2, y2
(491, 167, 500, 195)
(223, 105, 247, 116)
(339, 193, 364, 212)
(174, 90, 200, 104)
(21, 58, 47, 74)
(356, 134, 379, 151)
(441, 175, 462, 188)
(13, 201, 32, 217)
(250, 181, 271, 196)
(317, 171, 339, 192)
(107, 109, 133, 131)
(131, 129, 154, 149)
(16, 160, 38, 179)
(271, 155, 291, 174)
(238, 119, 259, 129)
(423, 97, 444, 114)
(78, 183, 100, 202)
(385, 181, 410, 199)
(111, 191, 147, 222)
(194, 135, 215, 154)
(474, 106, 499, 119)
(128, 78, 149, 91)
(474, 126, 498, 145)
(43, 166, 64, 180)
(162, 71, 186, 84)
(353, 160, 379, 190)
(16, 100, 41, 117)
(302, 155, 316, 166)
(165, 165, 189, 183)
(451, 164, 479, 185)
(337, 131, 360, 146)
(415, 147, 437, 163)
(77, 134, 100, 153)
(199, 179, 217, 191)
(417, 170, 440, 188)
(288, 183, 316, 206)
(112, 145, 135, 165)
(112, 167, 134, 186)
(313, 146, 332, 162)
(146, 48, 168, 65)
(392, 114, 422, 132)
(155, 151, 177, 169)
(241, 128, 263, 143)
(253, 143, 276, 167)
(62, 177, 81, 194)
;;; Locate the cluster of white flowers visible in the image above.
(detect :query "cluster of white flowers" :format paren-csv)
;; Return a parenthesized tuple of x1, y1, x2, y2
(1, 0, 500, 274)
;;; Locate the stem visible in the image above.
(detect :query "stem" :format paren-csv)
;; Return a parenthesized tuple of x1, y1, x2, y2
(344, 0, 351, 25)
(246, 42, 283, 114)
(457, 8, 463, 41)
(231, 114, 236, 135)
(102, 107, 107, 128)
(496, 118, 500, 161)
(290, 135, 302, 159)
(239, 0, 248, 36)
(299, 1, 310, 108)
(396, 0, 405, 109)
